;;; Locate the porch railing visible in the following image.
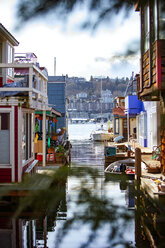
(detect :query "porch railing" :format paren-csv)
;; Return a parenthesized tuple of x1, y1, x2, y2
(0, 63, 48, 110)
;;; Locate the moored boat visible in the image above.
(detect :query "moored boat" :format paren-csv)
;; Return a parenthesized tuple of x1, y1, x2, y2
(90, 124, 113, 142)
(105, 158, 135, 179)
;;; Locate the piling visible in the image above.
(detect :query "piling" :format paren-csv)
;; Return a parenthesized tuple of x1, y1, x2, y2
(69, 141, 71, 163)
(135, 147, 141, 180)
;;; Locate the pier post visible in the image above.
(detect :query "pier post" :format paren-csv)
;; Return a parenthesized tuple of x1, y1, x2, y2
(69, 142, 71, 163)
(135, 147, 141, 180)
(42, 110, 46, 167)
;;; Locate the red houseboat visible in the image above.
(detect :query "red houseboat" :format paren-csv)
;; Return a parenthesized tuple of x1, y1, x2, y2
(0, 23, 49, 183)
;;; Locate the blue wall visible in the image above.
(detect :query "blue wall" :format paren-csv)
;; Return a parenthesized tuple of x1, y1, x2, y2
(47, 76, 66, 129)
(125, 95, 144, 114)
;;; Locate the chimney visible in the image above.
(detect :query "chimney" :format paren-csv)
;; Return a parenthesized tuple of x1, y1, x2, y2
(54, 57, 56, 76)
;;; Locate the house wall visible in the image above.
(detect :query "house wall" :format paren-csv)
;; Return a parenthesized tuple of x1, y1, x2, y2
(137, 101, 160, 149)
(138, 111, 147, 147)
(125, 95, 143, 114)
(144, 101, 160, 149)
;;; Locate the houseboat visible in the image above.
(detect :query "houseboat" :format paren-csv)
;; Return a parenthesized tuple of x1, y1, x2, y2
(0, 24, 49, 183)
(135, 0, 164, 172)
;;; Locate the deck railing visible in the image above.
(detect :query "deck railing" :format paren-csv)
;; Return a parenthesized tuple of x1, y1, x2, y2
(0, 63, 48, 110)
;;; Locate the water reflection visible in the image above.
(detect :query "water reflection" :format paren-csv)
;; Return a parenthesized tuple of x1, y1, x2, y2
(71, 140, 105, 167)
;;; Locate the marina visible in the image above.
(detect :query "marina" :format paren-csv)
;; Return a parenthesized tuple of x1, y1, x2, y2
(1, 2, 165, 246)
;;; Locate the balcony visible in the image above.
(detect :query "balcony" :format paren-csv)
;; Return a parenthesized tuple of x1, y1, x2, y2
(0, 63, 48, 110)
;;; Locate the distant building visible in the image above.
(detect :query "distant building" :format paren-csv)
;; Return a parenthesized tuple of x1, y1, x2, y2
(101, 89, 113, 103)
(76, 92, 87, 99)
(48, 76, 67, 130)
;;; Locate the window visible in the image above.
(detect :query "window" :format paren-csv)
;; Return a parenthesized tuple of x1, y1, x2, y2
(115, 118, 119, 134)
(22, 112, 33, 164)
(144, 3, 150, 52)
(139, 112, 147, 138)
(153, 0, 158, 42)
(0, 113, 10, 164)
(159, 1, 165, 39)
(7, 44, 14, 77)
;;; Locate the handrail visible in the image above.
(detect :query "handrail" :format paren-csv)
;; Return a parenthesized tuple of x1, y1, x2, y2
(0, 63, 48, 80)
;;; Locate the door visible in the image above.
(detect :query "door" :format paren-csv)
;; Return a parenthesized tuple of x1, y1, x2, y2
(123, 118, 128, 140)
(0, 113, 10, 164)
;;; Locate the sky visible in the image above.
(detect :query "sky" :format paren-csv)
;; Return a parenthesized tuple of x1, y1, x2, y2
(0, 0, 140, 80)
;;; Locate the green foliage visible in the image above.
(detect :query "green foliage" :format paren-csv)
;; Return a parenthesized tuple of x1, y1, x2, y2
(66, 77, 128, 98)
(55, 144, 66, 153)
(15, 0, 146, 30)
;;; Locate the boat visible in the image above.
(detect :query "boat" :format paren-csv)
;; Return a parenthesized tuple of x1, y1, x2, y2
(90, 124, 113, 142)
(90, 77, 113, 142)
(105, 158, 135, 179)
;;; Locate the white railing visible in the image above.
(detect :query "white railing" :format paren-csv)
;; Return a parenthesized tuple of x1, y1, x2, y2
(0, 63, 48, 110)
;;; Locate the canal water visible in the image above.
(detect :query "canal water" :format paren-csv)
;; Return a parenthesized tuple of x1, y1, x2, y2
(0, 123, 159, 247)
(51, 123, 135, 248)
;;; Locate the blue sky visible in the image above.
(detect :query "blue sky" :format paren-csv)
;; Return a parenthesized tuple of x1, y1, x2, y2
(1, 0, 140, 80)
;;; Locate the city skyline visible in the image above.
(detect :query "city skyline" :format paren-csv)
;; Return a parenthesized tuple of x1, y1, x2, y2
(1, 0, 140, 80)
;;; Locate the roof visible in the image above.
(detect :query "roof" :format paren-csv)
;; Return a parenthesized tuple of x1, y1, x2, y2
(48, 76, 66, 83)
(36, 108, 62, 117)
(0, 23, 19, 46)
(51, 107, 62, 117)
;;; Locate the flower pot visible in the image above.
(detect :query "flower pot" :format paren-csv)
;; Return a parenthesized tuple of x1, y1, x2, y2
(55, 153, 65, 163)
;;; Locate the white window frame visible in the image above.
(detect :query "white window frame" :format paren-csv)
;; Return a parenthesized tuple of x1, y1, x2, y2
(22, 109, 35, 167)
(0, 107, 14, 168)
(7, 41, 14, 78)
(115, 118, 119, 134)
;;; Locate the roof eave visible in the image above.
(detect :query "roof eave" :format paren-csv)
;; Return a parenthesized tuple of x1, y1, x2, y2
(134, 1, 140, 11)
(0, 23, 19, 46)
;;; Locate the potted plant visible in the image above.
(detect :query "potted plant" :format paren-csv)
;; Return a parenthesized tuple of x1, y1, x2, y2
(55, 145, 66, 163)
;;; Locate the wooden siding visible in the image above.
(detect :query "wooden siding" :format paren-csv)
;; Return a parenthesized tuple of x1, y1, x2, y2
(161, 129, 165, 173)
(113, 107, 125, 117)
(137, 40, 165, 100)
(142, 50, 150, 88)
(160, 40, 165, 86)
(0, 168, 11, 183)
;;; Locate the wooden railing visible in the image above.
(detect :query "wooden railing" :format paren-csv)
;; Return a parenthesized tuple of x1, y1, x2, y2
(0, 63, 48, 110)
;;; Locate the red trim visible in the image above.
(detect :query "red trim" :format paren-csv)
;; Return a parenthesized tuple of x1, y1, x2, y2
(0, 168, 11, 183)
(0, 106, 11, 108)
(15, 106, 18, 182)
(0, 77, 2, 87)
(156, 40, 162, 89)
(7, 78, 14, 84)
